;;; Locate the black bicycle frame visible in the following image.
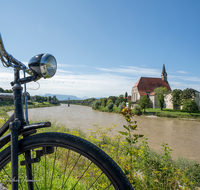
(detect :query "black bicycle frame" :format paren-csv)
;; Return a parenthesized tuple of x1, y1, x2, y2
(10, 68, 25, 189)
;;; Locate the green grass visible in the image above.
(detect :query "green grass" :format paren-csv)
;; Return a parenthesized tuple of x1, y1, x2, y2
(144, 108, 200, 120)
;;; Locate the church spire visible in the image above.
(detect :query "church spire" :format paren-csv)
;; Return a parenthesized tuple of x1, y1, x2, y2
(161, 64, 167, 81)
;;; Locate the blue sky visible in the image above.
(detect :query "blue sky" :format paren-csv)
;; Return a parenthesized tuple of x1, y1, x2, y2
(0, 0, 199, 98)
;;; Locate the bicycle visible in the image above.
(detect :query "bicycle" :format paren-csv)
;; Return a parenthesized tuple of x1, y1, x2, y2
(0, 33, 133, 190)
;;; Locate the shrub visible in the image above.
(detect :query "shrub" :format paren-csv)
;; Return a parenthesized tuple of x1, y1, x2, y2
(113, 107, 120, 113)
(183, 99, 198, 113)
(107, 102, 114, 112)
(118, 102, 126, 112)
(92, 100, 101, 110)
(106, 99, 113, 106)
(132, 105, 142, 115)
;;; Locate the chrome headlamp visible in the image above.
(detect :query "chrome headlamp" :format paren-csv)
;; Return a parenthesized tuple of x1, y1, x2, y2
(28, 53, 57, 79)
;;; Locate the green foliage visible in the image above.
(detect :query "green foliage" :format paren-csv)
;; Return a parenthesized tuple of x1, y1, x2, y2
(128, 100, 132, 108)
(112, 106, 120, 113)
(182, 88, 195, 100)
(92, 100, 101, 110)
(154, 87, 169, 110)
(118, 102, 126, 112)
(138, 96, 151, 113)
(116, 94, 126, 107)
(107, 102, 114, 111)
(183, 99, 198, 113)
(108, 96, 117, 104)
(101, 98, 107, 107)
(132, 105, 142, 115)
(106, 99, 113, 106)
(171, 89, 182, 110)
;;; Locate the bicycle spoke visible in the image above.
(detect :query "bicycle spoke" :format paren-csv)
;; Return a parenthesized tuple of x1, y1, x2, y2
(62, 154, 82, 189)
(87, 172, 103, 190)
(103, 183, 112, 190)
(61, 149, 70, 189)
(71, 161, 92, 189)
(50, 146, 57, 190)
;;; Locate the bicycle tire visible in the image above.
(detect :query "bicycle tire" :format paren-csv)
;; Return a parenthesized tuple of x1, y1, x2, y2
(0, 132, 133, 190)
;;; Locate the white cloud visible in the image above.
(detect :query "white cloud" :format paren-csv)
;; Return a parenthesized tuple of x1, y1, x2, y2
(29, 73, 136, 97)
(57, 69, 73, 74)
(96, 66, 160, 77)
(177, 70, 187, 74)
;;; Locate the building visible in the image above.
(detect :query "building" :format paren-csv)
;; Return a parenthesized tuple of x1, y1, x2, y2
(131, 65, 172, 108)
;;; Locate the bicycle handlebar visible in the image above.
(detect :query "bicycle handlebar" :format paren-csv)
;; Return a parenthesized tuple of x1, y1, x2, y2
(0, 33, 30, 72)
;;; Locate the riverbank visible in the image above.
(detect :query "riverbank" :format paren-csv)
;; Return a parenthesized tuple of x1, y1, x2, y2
(70, 102, 200, 121)
(0, 102, 60, 119)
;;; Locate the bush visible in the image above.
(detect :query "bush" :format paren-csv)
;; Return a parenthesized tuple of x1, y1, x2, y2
(113, 107, 120, 113)
(183, 99, 198, 113)
(132, 105, 142, 115)
(107, 102, 114, 112)
(92, 100, 101, 110)
(118, 102, 126, 112)
(106, 99, 113, 106)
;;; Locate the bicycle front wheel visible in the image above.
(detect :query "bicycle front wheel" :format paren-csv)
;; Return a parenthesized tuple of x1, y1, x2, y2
(0, 132, 133, 190)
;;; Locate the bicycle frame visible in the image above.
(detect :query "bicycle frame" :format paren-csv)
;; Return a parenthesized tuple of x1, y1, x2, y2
(0, 33, 57, 190)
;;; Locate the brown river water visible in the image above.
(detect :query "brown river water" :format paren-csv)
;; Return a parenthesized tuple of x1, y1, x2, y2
(8, 104, 200, 162)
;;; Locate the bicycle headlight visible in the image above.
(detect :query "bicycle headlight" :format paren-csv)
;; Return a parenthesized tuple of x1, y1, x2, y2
(28, 53, 57, 79)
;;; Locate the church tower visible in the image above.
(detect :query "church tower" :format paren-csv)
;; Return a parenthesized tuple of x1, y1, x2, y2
(161, 64, 167, 81)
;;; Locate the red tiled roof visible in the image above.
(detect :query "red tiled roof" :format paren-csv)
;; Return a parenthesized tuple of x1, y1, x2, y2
(133, 77, 171, 96)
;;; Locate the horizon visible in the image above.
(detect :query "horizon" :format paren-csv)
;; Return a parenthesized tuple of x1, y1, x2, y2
(0, 1, 199, 97)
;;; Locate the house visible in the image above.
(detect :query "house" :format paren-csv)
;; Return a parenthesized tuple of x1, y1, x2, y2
(131, 65, 172, 108)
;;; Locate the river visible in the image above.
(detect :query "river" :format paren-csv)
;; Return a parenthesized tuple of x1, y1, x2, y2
(8, 104, 200, 162)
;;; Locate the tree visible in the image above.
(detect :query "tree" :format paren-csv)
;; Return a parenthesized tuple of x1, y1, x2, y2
(138, 95, 151, 113)
(171, 89, 182, 110)
(154, 87, 169, 110)
(53, 95, 58, 102)
(125, 92, 128, 102)
(182, 88, 195, 100)
(108, 96, 117, 104)
(106, 99, 113, 106)
(183, 99, 198, 113)
(101, 98, 107, 107)
(92, 100, 101, 110)
(107, 102, 114, 111)
(116, 95, 126, 107)
(128, 100, 132, 108)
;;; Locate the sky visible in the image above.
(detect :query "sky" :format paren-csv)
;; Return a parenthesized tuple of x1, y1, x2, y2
(0, 0, 199, 98)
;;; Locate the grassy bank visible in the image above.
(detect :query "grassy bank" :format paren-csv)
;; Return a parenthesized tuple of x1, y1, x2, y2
(144, 108, 200, 121)
(93, 104, 200, 121)
(29, 108, 200, 189)
(0, 102, 60, 119)
(36, 122, 200, 189)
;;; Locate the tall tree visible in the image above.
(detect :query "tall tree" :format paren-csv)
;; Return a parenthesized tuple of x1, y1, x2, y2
(171, 89, 182, 110)
(154, 87, 169, 110)
(101, 98, 107, 107)
(125, 92, 128, 102)
(182, 88, 195, 100)
(116, 95, 126, 107)
(138, 95, 151, 113)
